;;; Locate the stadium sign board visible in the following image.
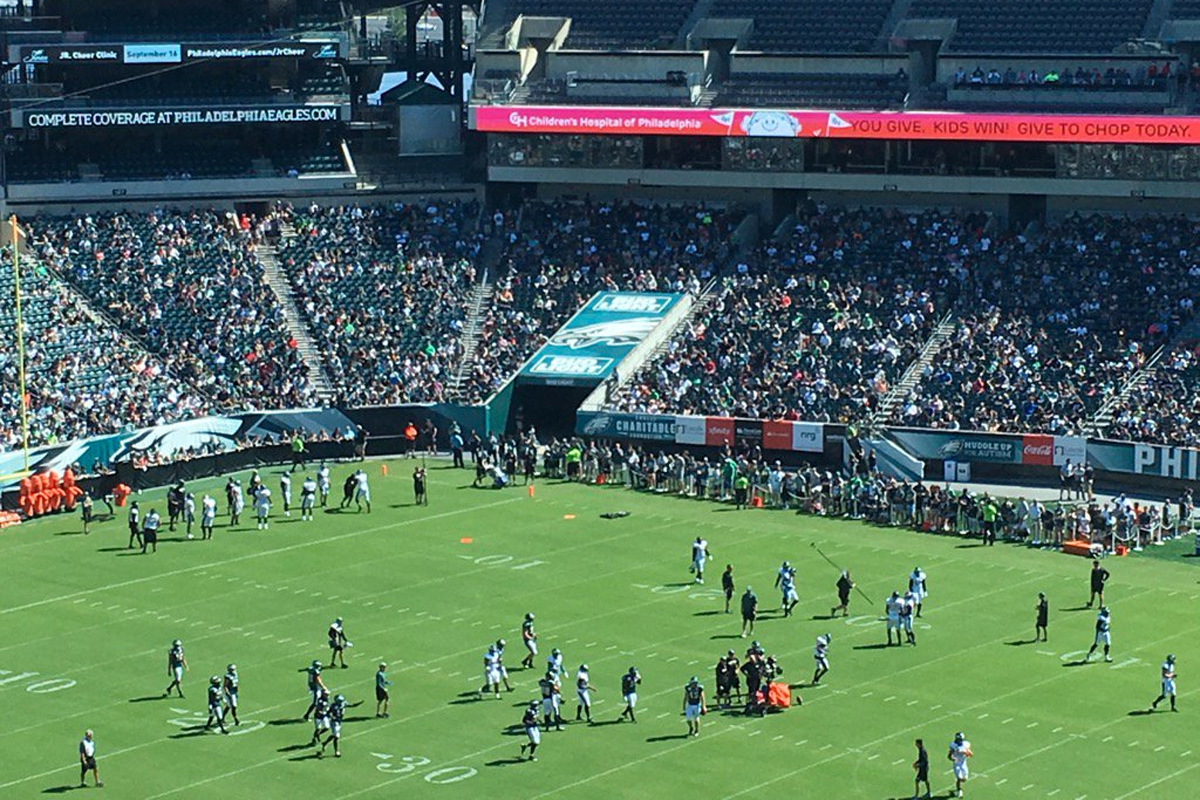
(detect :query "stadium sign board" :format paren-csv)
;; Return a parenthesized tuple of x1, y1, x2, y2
(16, 41, 339, 64)
(475, 105, 1200, 146)
(519, 292, 682, 385)
(18, 106, 344, 128)
(889, 429, 1021, 463)
(577, 411, 825, 453)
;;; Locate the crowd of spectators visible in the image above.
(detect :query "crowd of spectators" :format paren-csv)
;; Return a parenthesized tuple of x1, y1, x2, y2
(457, 200, 732, 402)
(275, 199, 484, 406)
(893, 214, 1198, 435)
(952, 63, 1186, 89)
(33, 209, 317, 413)
(1104, 339, 1200, 446)
(614, 204, 975, 422)
(0, 254, 208, 453)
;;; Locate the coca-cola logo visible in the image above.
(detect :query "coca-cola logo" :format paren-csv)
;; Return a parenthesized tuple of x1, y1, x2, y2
(1024, 443, 1052, 456)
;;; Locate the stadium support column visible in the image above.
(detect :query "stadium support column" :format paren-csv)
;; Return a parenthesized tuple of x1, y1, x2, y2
(401, 0, 477, 108)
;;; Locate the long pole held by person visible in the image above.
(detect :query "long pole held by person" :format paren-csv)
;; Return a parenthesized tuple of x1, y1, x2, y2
(11, 215, 30, 472)
(810, 542, 873, 603)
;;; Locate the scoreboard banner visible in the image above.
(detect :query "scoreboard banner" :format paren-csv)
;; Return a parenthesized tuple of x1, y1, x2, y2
(17, 40, 339, 65)
(520, 292, 683, 385)
(17, 105, 344, 128)
(474, 105, 1200, 146)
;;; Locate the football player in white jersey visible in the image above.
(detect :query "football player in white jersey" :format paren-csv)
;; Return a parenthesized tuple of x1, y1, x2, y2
(574, 664, 595, 724)
(947, 732, 972, 797)
(780, 567, 799, 618)
(317, 463, 331, 507)
(222, 664, 240, 726)
(493, 639, 514, 691)
(300, 476, 317, 521)
(1150, 654, 1177, 712)
(811, 633, 831, 685)
(908, 567, 927, 617)
(183, 493, 196, 538)
(885, 592, 902, 646)
(200, 494, 217, 540)
(354, 469, 371, 513)
(1085, 606, 1113, 663)
(254, 486, 272, 530)
(480, 645, 502, 699)
(547, 647, 565, 679)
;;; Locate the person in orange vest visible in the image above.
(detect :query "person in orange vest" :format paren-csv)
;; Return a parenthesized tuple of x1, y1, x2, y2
(404, 422, 418, 458)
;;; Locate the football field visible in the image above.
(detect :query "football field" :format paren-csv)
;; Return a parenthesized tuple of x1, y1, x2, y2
(1, 459, 1196, 799)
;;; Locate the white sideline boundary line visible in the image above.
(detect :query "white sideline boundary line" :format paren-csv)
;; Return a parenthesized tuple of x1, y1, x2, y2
(2, 498, 524, 617)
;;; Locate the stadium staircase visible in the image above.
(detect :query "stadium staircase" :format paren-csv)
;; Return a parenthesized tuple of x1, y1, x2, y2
(447, 273, 494, 400)
(1083, 345, 1165, 437)
(31, 257, 218, 404)
(869, 313, 957, 426)
(255, 227, 337, 403)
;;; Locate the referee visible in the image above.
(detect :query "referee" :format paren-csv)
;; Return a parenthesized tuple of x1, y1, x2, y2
(79, 729, 102, 788)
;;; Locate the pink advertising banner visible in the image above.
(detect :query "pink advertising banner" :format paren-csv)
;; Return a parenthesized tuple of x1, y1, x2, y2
(474, 105, 1200, 145)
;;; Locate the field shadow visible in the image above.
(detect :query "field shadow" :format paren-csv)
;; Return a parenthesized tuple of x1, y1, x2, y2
(1061, 660, 1091, 668)
(128, 695, 164, 703)
(853, 643, 893, 651)
(693, 610, 722, 617)
(267, 718, 305, 726)
(53, 531, 86, 537)
(288, 753, 323, 762)
(343, 715, 372, 723)
(646, 733, 690, 742)
(168, 727, 211, 739)
(485, 757, 527, 767)
(589, 719, 624, 727)
(448, 696, 485, 706)
(1060, 606, 1091, 612)
(954, 543, 985, 549)
(1127, 709, 1156, 716)
(96, 546, 130, 553)
(1004, 640, 1036, 647)
(810, 614, 838, 621)
(41, 786, 83, 794)
(277, 743, 312, 753)
(709, 634, 742, 640)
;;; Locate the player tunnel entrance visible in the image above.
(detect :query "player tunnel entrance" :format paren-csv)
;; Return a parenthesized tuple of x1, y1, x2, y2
(506, 382, 593, 438)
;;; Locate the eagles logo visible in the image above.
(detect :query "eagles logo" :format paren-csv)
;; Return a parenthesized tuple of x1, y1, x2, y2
(582, 415, 613, 435)
(550, 318, 660, 350)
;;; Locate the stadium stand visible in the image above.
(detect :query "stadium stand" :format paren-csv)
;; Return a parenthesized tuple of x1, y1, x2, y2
(613, 204, 966, 422)
(459, 200, 733, 403)
(1104, 338, 1200, 446)
(32, 209, 318, 411)
(891, 214, 1197, 435)
(711, 0, 893, 52)
(907, 0, 1155, 53)
(0, 251, 208, 452)
(274, 200, 484, 406)
(715, 72, 908, 109)
(508, 0, 698, 49)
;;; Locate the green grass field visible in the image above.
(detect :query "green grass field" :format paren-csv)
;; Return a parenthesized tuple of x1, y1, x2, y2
(2, 459, 1197, 799)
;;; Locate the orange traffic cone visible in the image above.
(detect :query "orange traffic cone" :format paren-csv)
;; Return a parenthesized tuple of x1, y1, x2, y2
(381, 463, 388, 477)
(527, 484, 535, 498)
